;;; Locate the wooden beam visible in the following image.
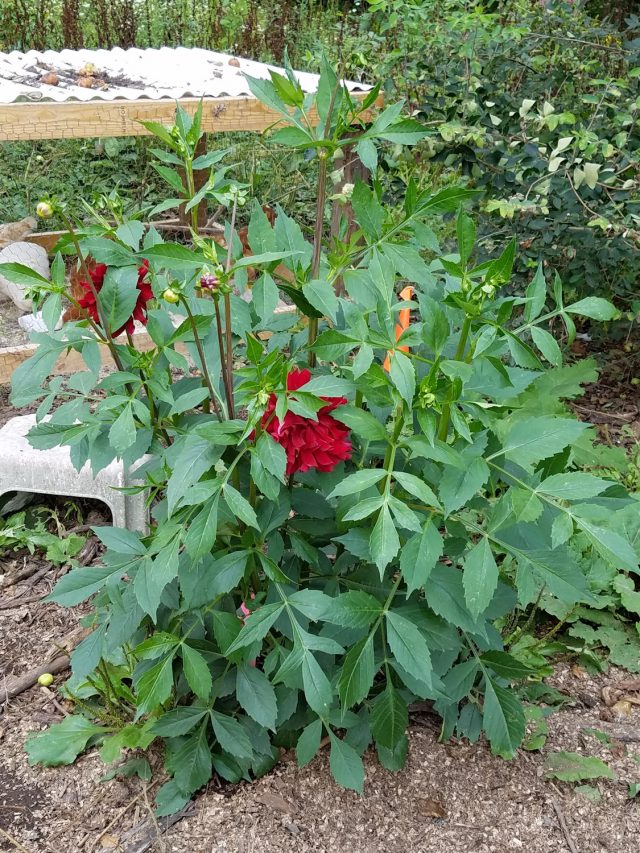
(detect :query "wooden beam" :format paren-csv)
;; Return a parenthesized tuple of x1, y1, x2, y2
(0, 93, 383, 142)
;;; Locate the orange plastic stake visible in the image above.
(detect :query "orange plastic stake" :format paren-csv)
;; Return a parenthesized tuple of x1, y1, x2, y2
(384, 285, 414, 372)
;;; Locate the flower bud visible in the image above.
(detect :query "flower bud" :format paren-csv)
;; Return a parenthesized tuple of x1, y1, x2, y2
(36, 201, 54, 219)
(162, 288, 180, 304)
(199, 272, 219, 291)
(481, 283, 496, 297)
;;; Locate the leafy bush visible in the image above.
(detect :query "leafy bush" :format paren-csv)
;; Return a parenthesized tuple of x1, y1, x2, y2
(358, 0, 640, 300)
(2, 60, 638, 813)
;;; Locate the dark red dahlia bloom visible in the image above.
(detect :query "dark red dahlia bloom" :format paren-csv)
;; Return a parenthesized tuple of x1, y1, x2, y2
(78, 259, 153, 337)
(261, 368, 352, 475)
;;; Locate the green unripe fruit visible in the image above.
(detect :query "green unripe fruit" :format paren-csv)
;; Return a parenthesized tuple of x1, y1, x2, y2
(162, 288, 180, 304)
(37, 673, 54, 687)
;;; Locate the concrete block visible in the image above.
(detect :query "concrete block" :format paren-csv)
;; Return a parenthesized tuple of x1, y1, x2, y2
(0, 415, 149, 532)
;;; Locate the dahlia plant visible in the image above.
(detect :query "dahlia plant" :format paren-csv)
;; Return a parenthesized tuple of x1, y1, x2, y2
(2, 59, 637, 813)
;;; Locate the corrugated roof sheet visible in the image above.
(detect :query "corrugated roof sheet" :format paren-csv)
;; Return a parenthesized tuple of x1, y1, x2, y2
(0, 47, 368, 105)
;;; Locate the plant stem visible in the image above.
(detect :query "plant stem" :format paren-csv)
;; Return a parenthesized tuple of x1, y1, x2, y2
(307, 152, 329, 366)
(213, 295, 233, 412)
(436, 314, 472, 442)
(223, 197, 238, 418)
(180, 295, 223, 421)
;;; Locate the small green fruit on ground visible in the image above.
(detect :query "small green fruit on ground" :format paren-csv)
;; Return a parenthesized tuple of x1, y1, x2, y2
(37, 673, 54, 687)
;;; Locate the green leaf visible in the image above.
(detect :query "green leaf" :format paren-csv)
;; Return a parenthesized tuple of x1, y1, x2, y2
(223, 484, 259, 530)
(184, 495, 219, 560)
(167, 436, 220, 517)
(328, 732, 365, 793)
(439, 457, 489, 516)
(388, 350, 415, 404)
(151, 706, 208, 737)
(463, 538, 499, 619)
(225, 603, 285, 653)
(252, 273, 279, 321)
(480, 651, 535, 680)
(134, 540, 180, 621)
(47, 562, 131, 607)
(385, 610, 432, 686)
(98, 267, 140, 335)
(482, 677, 526, 759)
(328, 469, 386, 498)
(0, 261, 49, 288)
(566, 298, 617, 321)
(456, 208, 476, 266)
(544, 752, 614, 782)
(376, 117, 429, 145)
(393, 471, 441, 510)
(236, 665, 278, 731)
(296, 718, 323, 767)
(172, 722, 212, 796)
(109, 402, 137, 453)
(209, 550, 250, 596)
(210, 711, 253, 761)
(370, 683, 408, 750)
(331, 406, 387, 442)
(255, 433, 287, 484)
(94, 526, 146, 555)
(302, 651, 333, 716)
(497, 416, 588, 469)
(530, 326, 562, 367)
(302, 279, 339, 323)
(523, 262, 546, 323)
(338, 636, 376, 710)
(370, 504, 400, 578)
(537, 473, 611, 500)
(135, 654, 175, 716)
(400, 521, 443, 596)
(181, 644, 213, 700)
(352, 180, 385, 240)
(26, 716, 106, 766)
(328, 590, 383, 629)
(572, 516, 638, 573)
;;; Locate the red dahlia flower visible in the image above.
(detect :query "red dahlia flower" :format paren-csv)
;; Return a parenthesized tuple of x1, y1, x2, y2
(78, 259, 153, 337)
(260, 368, 352, 475)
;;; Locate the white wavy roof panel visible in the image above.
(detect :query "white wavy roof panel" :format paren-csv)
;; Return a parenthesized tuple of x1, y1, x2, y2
(0, 47, 368, 104)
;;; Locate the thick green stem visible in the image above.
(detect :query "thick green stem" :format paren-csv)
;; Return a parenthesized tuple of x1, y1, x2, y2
(436, 315, 472, 442)
(180, 295, 223, 421)
(307, 152, 329, 366)
(222, 198, 238, 418)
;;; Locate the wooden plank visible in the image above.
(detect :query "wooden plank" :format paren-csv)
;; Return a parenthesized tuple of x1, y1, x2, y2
(0, 93, 382, 142)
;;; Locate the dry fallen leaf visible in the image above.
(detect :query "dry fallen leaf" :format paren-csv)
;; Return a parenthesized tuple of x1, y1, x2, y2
(571, 664, 587, 679)
(257, 792, 296, 813)
(612, 699, 633, 717)
(100, 834, 121, 849)
(417, 797, 447, 819)
(41, 72, 59, 86)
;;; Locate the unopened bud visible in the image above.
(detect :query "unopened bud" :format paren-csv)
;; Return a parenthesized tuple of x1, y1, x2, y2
(36, 201, 53, 219)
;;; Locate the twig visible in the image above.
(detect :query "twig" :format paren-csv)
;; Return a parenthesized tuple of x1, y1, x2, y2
(62, 522, 108, 537)
(0, 560, 52, 589)
(121, 801, 194, 853)
(39, 685, 70, 717)
(0, 826, 31, 853)
(0, 593, 45, 611)
(551, 799, 579, 853)
(0, 655, 69, 706)
(85, 790, 146, 851)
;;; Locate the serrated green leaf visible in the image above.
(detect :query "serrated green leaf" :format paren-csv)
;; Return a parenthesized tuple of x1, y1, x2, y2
(181, 644, 213, 700)
(296, 718, 323, 767)
(328, 732, 365, 793)
(173, 722, 212, 796)
(463, 538, 499, 619)
(210, 711, 253, 760)
(223, 484, 259, 530)
(135, 654, 175, 716)
(151, 706, 208, 737)
(26, 716, 106, 766)
(338, 636, 376, 710)
(302, 651, 333, 716)
(480, 651, 535, 680)
(482, 677, 526, 759)
(236, 665, 278, 730)
(400, 521, 443, 596)
(370, 683, 408, 750)
(385, 610, 432, 686)
(370, 504, 400, 577)
(393, 471, 441, 509)
(537, 473, 611, 501)
(328, 469, 386, 498)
